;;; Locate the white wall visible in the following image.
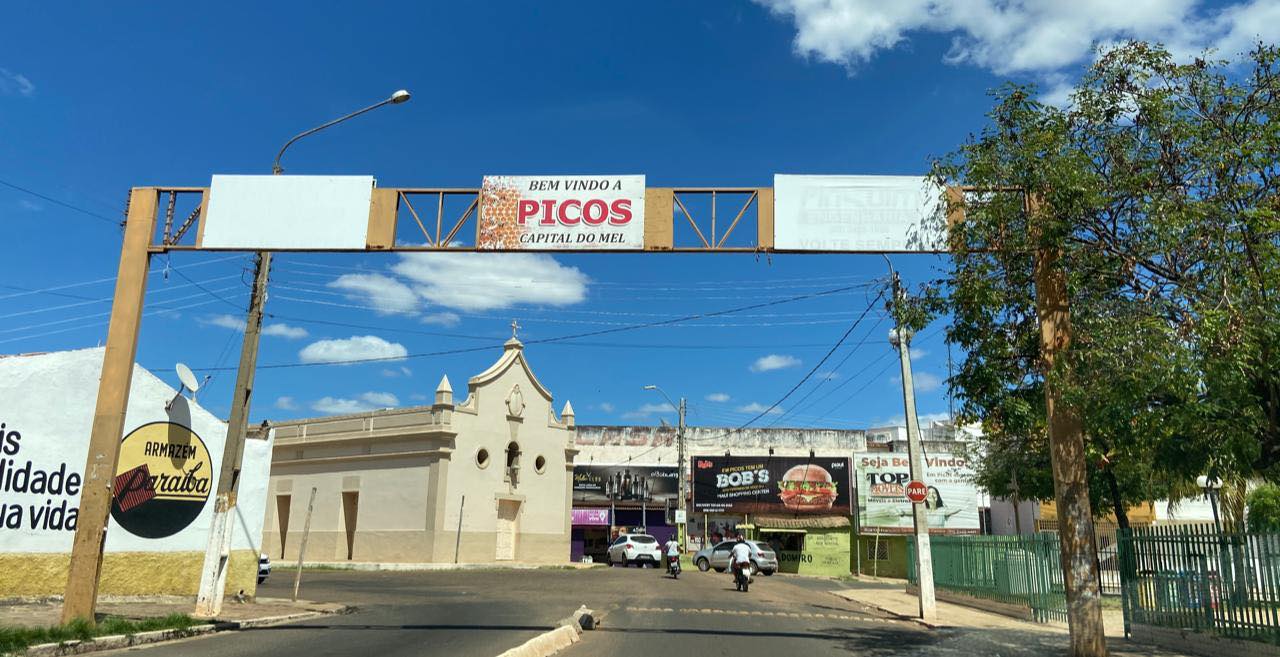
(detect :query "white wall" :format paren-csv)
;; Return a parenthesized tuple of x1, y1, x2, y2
(0, 348, 272, 555)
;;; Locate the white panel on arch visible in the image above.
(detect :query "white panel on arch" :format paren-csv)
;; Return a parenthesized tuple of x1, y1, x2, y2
(201, 175, 374, 250)
(773, 174, 946, 252)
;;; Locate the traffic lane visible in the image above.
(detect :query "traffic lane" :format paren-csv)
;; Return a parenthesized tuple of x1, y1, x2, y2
(115, 569, 609, 657)
(570, 568, 936, 657)
(109, 599, 558, 657)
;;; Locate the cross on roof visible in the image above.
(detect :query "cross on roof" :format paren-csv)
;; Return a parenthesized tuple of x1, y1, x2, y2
(510, 319, 521, 339)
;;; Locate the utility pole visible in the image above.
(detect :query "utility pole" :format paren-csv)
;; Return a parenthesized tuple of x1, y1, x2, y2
(677, 397, 687, 552)
(194, 90, 411, 617)
(194, 251, 269, 617)
(887, 265, 937, 623)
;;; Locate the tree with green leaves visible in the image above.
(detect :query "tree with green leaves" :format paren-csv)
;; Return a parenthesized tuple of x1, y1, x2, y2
(932, 41, 1280, 657)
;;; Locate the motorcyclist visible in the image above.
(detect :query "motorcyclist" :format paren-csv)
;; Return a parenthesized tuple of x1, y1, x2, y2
(729, 535, 753, 588)
(663, 537, 680, 575)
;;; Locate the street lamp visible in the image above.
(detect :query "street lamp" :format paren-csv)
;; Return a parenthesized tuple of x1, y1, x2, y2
(195, 89, 412, 619)
(1197, 475, 1224, 534)
(643, 385, 687, 552)
(272, 89, 412, 174)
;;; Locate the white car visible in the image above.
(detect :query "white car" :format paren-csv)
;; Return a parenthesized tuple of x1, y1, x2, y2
(607, 533, 663, 568)
(258, 553, 271, 584)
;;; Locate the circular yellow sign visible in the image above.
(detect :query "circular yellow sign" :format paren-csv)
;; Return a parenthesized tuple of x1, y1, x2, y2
(110, 422, 213, 538)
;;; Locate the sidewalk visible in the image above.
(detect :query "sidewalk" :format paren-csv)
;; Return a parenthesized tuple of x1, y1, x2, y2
(0, 596, 348, 629)
(831, 578, 1195, 657)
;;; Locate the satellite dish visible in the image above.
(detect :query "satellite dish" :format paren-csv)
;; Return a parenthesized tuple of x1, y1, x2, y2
(176, 363, 200, 393)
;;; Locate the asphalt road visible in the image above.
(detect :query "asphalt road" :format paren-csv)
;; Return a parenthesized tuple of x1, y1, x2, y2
(100, 566, 1111, 657)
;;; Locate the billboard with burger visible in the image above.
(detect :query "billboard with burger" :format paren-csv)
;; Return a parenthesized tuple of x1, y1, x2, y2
(692, 456, 852, 515)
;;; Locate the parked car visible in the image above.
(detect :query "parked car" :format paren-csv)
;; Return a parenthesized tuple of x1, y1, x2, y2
(258, 553, 271, 584)
(693, 540, 778, 576)
(607, 533, 663, 567)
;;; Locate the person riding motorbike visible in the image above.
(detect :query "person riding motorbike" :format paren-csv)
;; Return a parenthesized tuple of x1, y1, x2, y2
(663, 537, 681, 577)
(729, 535, 753, 591)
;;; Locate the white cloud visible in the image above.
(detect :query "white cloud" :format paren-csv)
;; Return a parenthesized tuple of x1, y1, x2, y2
(199, 314, 246, 331)
(328, 273, 419, 315)
(263, 323, 308, 339)
(909, 347, 927, 360)
(913, 371, 943, 393)
(756, 0, 1280, 91)
(410, 393, 430, 402)
(599, 402, 616, 413)
(392, 253, 588, 312)
(622, 402, 676, 419)
(18, 199, 41, 211)
(311, 391, 400, 415)
(0, 68, 34, 97)
(737, 402, 784, 415)
(274, 396, 299, 411)
(882, 411, 954, 427)
(299, 335, 407, 365)
(816, 371, 842, 381)
(381, 366, 413, 378)
(705, 392, 731, 403)
(750, 354, 801, 373)
(421, 312, 461, 327)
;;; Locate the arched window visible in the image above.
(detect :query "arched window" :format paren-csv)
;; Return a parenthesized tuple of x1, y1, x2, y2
(506, 442, 520, 469)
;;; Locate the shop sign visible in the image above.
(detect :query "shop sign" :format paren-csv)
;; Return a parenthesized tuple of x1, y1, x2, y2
(572, 464, 678, 503)
(774, 174, 946, 252)
(857, 453, 979, 534)
(571, 508, 611, 525)
(691, 456, 853, 514)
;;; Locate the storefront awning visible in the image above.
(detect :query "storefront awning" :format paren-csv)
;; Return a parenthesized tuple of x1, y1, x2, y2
(754, 515, 851, 530)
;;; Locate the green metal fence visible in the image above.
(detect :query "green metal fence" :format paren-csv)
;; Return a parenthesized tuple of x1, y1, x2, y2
(1118, 525, 1280, 644)
(907, 534, 1068, 623)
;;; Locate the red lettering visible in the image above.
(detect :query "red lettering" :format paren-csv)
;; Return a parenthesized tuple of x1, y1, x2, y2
(540, 200, 557, 225)
(517, 200, 540, 225)
(582, 199, 608, 225)
(609, 199, 633, 225)
(557, 200, 582, 225)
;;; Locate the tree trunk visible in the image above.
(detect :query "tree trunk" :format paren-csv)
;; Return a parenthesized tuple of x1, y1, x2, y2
(1031, 196, 1108, 657)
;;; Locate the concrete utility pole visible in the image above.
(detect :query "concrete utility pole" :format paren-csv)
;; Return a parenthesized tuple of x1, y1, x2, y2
(194, 90, 412, 617)
(886, 264, 937, 623)
(678, 396, 687, 551)
(643, 385, 687, 550)
(194, 251, 269, 617)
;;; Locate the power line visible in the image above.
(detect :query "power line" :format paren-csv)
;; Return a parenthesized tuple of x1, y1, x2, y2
(0, 255, 244, 302)
(733, 289, 885, 429)
(763, 314, 890, 428)
(193, 282, 869, 371)
(0, 178, 120, 227)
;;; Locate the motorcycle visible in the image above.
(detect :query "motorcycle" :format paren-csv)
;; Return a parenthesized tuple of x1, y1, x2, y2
(733, 561, 750, 592)
(667, 554, 681, 579)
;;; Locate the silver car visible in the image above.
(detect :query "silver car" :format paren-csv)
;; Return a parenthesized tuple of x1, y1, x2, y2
(693, 540, 778, 576)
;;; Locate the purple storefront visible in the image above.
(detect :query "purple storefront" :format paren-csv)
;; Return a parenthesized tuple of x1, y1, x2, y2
(570, 465, 679, 563)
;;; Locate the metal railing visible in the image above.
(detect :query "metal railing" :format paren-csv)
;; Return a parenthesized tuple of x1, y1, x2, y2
(908, 534, 1068, 623)
(1119, 525, 1280, 643)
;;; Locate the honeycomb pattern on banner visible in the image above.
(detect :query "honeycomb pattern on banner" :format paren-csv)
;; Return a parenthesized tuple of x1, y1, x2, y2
(478, 176, 527, 249)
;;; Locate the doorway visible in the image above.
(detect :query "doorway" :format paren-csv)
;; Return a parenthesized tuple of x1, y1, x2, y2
(496, 499, 520, 561)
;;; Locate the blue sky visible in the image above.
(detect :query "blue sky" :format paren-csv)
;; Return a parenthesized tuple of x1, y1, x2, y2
(2, 1, 1274, 428)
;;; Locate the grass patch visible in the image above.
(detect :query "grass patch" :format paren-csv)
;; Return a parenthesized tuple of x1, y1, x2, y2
(0, 613, 195, 655)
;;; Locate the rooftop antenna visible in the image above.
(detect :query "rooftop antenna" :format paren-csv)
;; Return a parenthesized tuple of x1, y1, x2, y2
(166, 363, 201, 411)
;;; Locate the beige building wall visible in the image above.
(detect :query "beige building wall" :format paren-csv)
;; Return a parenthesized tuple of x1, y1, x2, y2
(264, 338, 576, 565)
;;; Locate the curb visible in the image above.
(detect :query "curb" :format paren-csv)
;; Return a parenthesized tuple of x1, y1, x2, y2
(17, 606, 354, 656)
(494, 606, 598, 657)
(22, 624, 219, 657)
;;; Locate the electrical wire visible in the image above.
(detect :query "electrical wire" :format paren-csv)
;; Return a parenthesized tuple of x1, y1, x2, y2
(192, 282, 870, 371)
(0, 177, 119, 226)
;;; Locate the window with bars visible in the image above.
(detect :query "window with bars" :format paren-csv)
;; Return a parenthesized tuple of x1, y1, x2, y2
(866, 540, 889, 561)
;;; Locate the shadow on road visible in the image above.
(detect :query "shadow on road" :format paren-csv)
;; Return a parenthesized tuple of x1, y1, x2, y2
(595, 625, 937, 655)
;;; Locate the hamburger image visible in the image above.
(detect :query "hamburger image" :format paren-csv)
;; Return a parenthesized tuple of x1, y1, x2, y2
(777, 464, 839, 511)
